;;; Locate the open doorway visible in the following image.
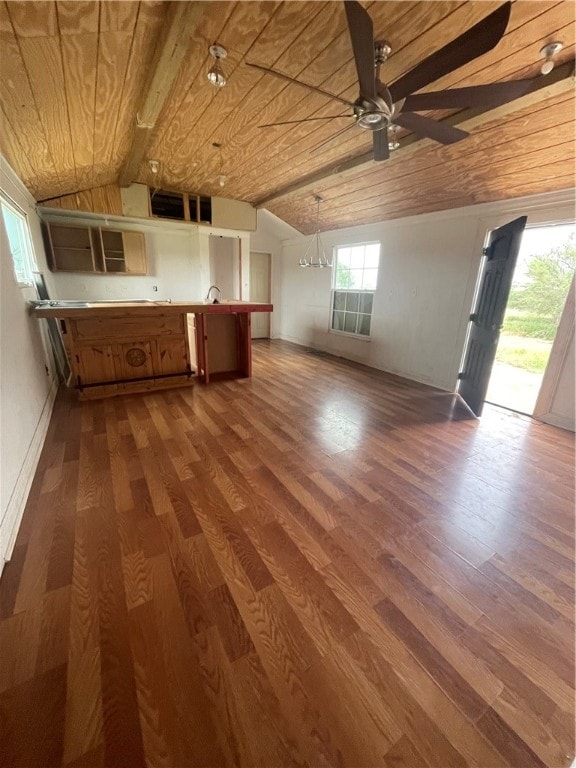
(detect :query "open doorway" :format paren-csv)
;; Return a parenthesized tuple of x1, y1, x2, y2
(485, 223, 575, 415)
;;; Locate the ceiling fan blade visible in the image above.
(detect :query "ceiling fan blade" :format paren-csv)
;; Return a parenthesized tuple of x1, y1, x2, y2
(394, 112, 469, 144)
(389, 2, 512, 102)
(344, 0, 376, 99)
(311, 121, 358, 155)
(403, 78, 533, 112)
(247, 62, 355, 107)
(373, 128, 389, 161)
(259, 115, 353, 128)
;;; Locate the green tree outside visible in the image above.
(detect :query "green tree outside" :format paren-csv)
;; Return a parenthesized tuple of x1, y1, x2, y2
(496, 232, 575, 373)
(506, 233, 576, 337)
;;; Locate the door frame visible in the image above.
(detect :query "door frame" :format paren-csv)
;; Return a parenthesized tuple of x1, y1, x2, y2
(452, 204, 576, 395)
(249, 250, 272, 339)
(533, 274, 575, 424)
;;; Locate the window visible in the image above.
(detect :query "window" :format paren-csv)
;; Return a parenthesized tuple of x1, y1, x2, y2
(331, 242, 380, 337)
(0, 196, 35, 284)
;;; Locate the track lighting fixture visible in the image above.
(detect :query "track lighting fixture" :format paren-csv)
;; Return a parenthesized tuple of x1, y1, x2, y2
(207, 44, 227, 87)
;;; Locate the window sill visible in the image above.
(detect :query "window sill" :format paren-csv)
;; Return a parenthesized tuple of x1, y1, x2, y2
(329, 329, 372, 342)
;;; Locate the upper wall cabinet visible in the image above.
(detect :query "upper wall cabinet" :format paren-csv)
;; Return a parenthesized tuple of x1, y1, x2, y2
(44, 223, 147, 275)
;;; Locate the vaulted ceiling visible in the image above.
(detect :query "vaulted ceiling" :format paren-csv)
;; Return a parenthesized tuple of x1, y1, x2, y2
(0, 1, 574, 233)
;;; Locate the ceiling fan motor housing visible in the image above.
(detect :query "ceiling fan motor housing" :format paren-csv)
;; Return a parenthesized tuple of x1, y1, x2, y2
(354, 85, 393, 131)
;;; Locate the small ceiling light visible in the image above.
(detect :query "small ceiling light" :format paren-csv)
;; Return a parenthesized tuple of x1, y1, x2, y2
(208, 44, 227, 87)
(213, 143, 227, 188)
(149, 159, 159, 174)
(388, 124, 400, 151)
(539, 41, 563, 75)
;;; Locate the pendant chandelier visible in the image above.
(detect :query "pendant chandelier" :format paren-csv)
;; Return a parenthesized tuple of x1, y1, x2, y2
(299, 196, 332, 268)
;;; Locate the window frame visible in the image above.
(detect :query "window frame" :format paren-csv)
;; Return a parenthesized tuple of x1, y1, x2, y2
(330, 240, 381, 339)
(0, 194, 36, 287)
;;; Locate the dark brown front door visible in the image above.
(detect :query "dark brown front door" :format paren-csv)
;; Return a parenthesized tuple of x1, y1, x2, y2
(458, 216, 527, 416)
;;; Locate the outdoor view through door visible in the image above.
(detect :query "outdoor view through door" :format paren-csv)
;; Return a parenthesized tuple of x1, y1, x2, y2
(485, 222, 576, 415)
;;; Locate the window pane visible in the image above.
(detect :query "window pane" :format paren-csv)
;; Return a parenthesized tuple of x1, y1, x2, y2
(345, 292, 359, 312)
(365, 245, 380, 269)
(348, 269, 362, 288)
(344, 312, 357, 333)
(358, 314, 371, 336)
(362, 269, 378, 290)
(332, 311, 345, 331)
(333, 291, 346, 311)
(337, 247, 351, 267)
(335, 268, 352, 289)
(359, 293, 373, 313)
(1, 203, 31, 282)
(350, 246, 365, 269)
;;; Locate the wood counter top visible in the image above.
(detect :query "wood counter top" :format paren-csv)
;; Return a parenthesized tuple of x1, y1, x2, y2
(33, 300, 273, 319)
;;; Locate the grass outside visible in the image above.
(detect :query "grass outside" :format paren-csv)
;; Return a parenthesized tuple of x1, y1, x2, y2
(495, 333, 552, 374)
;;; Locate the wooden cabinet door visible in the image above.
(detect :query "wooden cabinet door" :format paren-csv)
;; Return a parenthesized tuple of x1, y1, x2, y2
(78, 344, 118, 384)
(154, 338, 189, 376)
(118, 341, 155, 380)
(122, 232, 147, 274)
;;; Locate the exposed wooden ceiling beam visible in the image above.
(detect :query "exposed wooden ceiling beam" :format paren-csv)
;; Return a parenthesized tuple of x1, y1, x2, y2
(118, 2, 204, 188)
(254, 61, 575, 209)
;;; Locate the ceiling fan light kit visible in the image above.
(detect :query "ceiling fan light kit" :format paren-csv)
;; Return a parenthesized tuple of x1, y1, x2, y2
(252, 1, 537, 163)
(207, 44, 227, 87)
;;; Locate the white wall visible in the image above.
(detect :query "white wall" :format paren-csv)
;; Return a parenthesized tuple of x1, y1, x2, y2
(272, 189, 576, 400)
(0, 158, 58, 571)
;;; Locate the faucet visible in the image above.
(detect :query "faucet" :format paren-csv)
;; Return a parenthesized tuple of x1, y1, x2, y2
(205, 285, 222, 304)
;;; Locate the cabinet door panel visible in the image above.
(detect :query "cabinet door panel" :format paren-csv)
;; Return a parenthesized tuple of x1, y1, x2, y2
(154, 338, 188, 376)
(118, 341, 155, 380)
(79, 344, 118, 384)
(122, 232, 147, 274)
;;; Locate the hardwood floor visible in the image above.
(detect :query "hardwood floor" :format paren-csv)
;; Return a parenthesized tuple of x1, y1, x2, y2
(1, 339, 574, 768)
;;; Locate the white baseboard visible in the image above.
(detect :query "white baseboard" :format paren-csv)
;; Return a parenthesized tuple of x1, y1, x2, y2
(0, 380, 58, 576)
(536, 411, 575, 432)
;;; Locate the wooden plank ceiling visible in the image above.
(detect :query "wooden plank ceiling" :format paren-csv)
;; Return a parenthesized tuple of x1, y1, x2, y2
(0, 1, 574, 233)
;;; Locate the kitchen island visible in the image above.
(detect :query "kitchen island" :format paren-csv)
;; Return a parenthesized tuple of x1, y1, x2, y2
(33, 300, 273, 399)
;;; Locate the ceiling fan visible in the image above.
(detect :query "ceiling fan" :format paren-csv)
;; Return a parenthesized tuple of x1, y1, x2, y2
(248, 1, 534, 161)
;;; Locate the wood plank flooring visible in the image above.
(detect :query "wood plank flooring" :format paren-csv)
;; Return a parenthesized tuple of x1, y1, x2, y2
(1, 339, 574, 768)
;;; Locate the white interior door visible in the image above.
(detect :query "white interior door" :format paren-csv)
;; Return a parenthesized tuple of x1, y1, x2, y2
(250, 251, 271, 338)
